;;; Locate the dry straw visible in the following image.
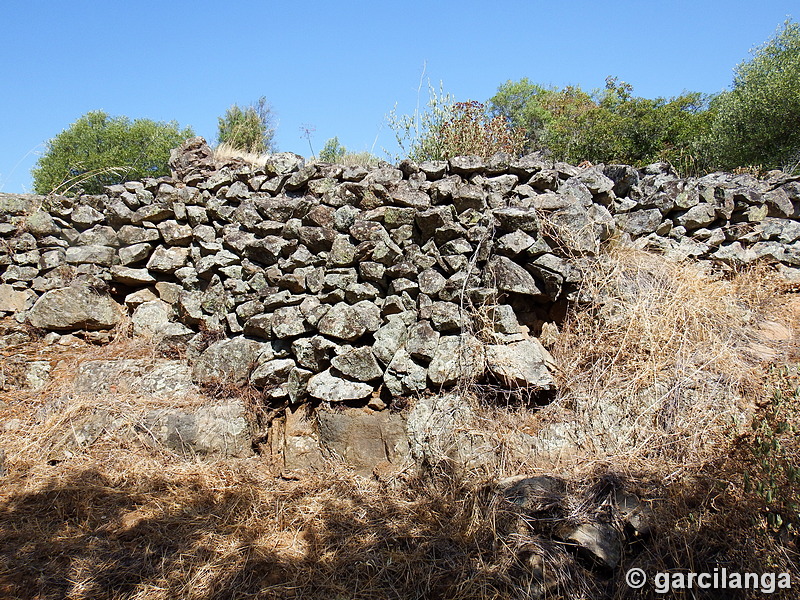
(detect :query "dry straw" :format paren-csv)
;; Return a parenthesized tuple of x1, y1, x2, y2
(0, 245, 797, 599)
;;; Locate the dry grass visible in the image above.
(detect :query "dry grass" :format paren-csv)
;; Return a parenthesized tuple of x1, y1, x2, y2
(309, 151, 382, 168)
(2, 249, 800, 599)
(212, 143, 274, 170)
(212, 142, 381, 169)
(475, 247, 792, 477)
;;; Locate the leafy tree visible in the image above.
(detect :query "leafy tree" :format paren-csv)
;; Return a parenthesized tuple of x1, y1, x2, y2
(32, 111, 193, 195)
(217, 96, 277, 154)
(488, 77, 560, 151)
(706, 19, 800, 172)
(319, 137, 347, 162)
(490, 77, 712, 173)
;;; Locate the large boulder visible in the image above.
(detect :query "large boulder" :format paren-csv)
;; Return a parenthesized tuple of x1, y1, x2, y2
(405, 393, 496, 471)
(485, 339, 556, 391)
(169, 136, 217, 183)
(73, 359, 198, 397)
(428, 334, 484, 386)
(192, 337, 267, 386)
(316, 407, 410, 475)
(27, 285, 124, 331)
(306, 369, 373, 402)
(141, 400, 251, 457)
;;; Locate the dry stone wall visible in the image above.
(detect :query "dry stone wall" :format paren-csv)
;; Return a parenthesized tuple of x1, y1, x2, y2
(2, 137, 800, 409)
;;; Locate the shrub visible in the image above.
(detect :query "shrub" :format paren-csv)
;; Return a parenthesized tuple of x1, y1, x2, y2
(386, 82, 524, 161)
(217, 96, 276, 154)
(437, 100, 525, 159)
(319, 137, 347, 163)
(32, 111, 193, 195)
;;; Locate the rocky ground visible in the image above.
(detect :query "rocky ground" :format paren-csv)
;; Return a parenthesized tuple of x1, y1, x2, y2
(2, 141, 800, 598)
(0, 262, 797, 599)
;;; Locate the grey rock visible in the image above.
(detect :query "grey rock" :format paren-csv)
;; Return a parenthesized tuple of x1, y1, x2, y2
(544, 204, 599, 255)
(406, 392, 495, 471)
(428, 334, 484, 386)
(0, 192, 44, 215)
(560, 522, 622, 569)
(384, 347, 428, 395)
(373, 317, 409, 365)
(25, 210, 59, 237)
(495, 230, 535, 256)
(453, 183, 487, 212)
(28, 286, 123, 331)
(497, 475, 566, 512)
(271, 305, 312, 338)
(0, 284, 28, 313)
(492, 207, 539, 233)
(157, 220, 193, 246)
(192, 337, 267, 385)
(146, 246, 190, 273)
(78, 225, 119, 247)
(486, 340, 555, 390)
(110, 266, 156, 285)
(250, 357, 295, 388)
(430, 301, 468, 332)
(317, 302, 367, 341)
(118, 225, 160, 245)
(292, 335, 337, 371)
(759, 217, 800, 244)
(131, 203, 173, 224)
(331, 346, 383, 381)
(415, 206, 455, 237)
(390, 185, 430, 209)
(131, 299, 173, 337)
(764, 186, 794, 218)
(142, 401, 251, 458)
(481, 304, 520, 335)
(485, 256, 545, 297)
(587, 204, 616, 240)
(418, 268, 447, 296)
(405, 320, 440, 361)
(676, 203, 717, 230)
(73, 359, 197, 397)
(2, 265, 39, 282)
(711, 242, 752, 265)
(577, 166, 615, 194)
(449, 155, 485, 175)
(316, 407, 410, 475)
(615, 208, 663, 236)
(65, 245, 115, 266)
(419, 160, 448, 179)
(241, 314, 272, 340)
(306, 368, 374, 402)
(71, 205, 105, 229)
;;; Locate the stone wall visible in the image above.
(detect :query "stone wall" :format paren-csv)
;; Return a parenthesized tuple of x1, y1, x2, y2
(2, 137, 799, 412)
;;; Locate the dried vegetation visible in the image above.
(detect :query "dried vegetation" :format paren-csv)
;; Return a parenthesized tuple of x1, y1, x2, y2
(1, 247, 799, 599)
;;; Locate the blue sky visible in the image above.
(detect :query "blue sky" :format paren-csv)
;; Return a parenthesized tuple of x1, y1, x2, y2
(0, 1, 795, 193)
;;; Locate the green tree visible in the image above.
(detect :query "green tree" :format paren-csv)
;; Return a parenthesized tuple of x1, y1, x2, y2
(488, 77, 557, 151)
(490, 77, 712, 173)
(32, 111, 193, 195)
(706, 19, 800, 172)
(217, 96, 276, 154)
(319, 137, 347, 162)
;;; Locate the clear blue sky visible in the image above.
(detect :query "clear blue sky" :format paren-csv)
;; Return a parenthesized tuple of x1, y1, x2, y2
(0, 1, 795, 193)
